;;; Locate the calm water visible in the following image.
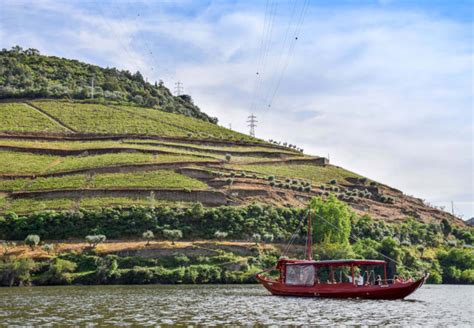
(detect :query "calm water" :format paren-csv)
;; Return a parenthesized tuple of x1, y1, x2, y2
(0, 284, 472, 326)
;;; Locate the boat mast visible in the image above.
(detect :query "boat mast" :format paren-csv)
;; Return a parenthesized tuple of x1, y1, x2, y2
(307, 209, 312, 260)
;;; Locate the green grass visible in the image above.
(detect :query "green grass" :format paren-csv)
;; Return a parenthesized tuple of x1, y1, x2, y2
(0, 170, 207, 191)
(0, 151, 60, 174)
(0, 102, 68, 133)
(90, 171, 207, 189)
(31, 101, 186, 136)
(116, 105, 256, 141)
(29, 101, 258, 142)
(226, 164, 361, 185)
(0, 151, 216, 175)
(0, 197, 189, 214)
(127, 139, 298, 154)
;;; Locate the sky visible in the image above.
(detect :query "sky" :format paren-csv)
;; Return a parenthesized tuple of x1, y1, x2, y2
(0, 0, 472, 219)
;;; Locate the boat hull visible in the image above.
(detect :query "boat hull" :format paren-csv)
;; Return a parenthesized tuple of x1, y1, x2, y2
(256, 275, 427, 300)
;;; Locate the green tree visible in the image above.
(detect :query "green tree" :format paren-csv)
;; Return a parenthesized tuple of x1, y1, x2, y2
(142, 230, 154, 246)
(309, 195, 351, 245)
(42, 243, 54, 255)
(41, 258, 77, 284)
(25, 234, 40, 250)
(163, 229, 182, 245)
(0, 258, 36, 286)
(85, 235, 106, 248)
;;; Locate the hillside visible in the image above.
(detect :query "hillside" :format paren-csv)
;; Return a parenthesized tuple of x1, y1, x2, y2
(0, 51, 472, 288)
(0, 99, 463, 226)
(0, 46, 216, 123)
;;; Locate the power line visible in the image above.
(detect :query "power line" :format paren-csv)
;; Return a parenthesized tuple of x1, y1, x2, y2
(265, 0, 310, 110)
(247, 113, 258, 137)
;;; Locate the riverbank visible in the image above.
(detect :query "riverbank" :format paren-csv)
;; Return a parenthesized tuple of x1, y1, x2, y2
(0, 240, 280, 286)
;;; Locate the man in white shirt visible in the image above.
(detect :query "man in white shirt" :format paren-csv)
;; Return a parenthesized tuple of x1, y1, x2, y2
(357, 273, 364, 286)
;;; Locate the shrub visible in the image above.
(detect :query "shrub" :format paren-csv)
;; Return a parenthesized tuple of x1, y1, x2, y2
(230, 172, 236, 178)
(226, 178, 234, 185)
(0, 258, 36, 287)
(329, 179, 337, 185)
(252, 233, 261, 245)
(285, 178, 291, 183)
(320, 185, 325, 190)
(142, 230, 154, 246)
(85, 235, 106, 248)
(25, 234, 40, 250)
(42, 243, 54, 255)
(263, 233, 274, 243)
(163, 229, 183, 245)
(214, 231, 228, 240)
(42, 258, 77, 285)
(225, 154, 232, 162)
(269, 181, 275, 187)
(2, 241, 16, 256)
(369, 181, 377, 186)
(268, 176, 275, 181)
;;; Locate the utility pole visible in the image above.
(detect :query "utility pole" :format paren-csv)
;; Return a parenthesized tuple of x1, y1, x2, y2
(451, 201, 454, 216)
(90, 75, 95, 99)
(174, 81, 183, 96)
(247, 114, 257, 137)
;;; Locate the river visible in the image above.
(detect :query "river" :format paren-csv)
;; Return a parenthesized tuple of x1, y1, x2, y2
(0, 284, 472, 326)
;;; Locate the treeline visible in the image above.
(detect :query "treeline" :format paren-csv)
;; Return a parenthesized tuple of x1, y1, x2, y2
(0, 252, 263, 287)
(0, 46, 217, 123)
(0, 196, 473, 285)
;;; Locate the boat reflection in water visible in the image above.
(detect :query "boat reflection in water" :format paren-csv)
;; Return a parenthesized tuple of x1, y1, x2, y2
(256, 211, 428, 300)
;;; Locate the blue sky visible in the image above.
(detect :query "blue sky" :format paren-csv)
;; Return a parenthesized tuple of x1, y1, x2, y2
(1, 0, 472, 219)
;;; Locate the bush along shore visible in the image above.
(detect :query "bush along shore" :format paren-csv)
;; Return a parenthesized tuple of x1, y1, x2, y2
(1, 196, 473, 286)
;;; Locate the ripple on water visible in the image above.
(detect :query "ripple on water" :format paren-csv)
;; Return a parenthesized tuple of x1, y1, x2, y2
(0, 284, 472, 326)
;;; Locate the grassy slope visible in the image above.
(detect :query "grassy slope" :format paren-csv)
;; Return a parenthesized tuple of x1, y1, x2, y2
(0, 100, 397, 218)
(0, 151, 214, 175)
(0, 102, 68, 133)
(226, 163, 361, 184)
(0, 170, 208, 191)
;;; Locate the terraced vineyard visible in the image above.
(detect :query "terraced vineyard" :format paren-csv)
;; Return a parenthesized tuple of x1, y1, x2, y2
(0, 99, 462, 225)
(0, 102, 68, 133)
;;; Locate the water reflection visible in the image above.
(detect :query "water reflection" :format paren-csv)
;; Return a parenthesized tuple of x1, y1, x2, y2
(0, 284, 472, 326)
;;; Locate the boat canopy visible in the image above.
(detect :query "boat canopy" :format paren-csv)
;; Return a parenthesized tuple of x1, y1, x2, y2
(278, 258, 386, 268)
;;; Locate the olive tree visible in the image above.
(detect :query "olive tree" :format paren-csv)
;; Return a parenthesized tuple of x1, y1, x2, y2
(163, 229, 183, 245)
(85, 235, 107, 248)
(214, 231, 228, 241)
(42, 243, 54, 255)
(25, 234, 40, 250)
(252, 233, 261, 245)
(142, 230, 154, 246)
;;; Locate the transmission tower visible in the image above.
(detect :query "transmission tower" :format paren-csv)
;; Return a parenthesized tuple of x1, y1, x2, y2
(174, 81, 183, 96)
(247, 114, 257, 137)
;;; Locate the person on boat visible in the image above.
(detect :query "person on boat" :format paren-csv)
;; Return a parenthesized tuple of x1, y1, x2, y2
(345, 274, 353, 284)
(356, 273, 364, 287)
(375, 275, 382, 285)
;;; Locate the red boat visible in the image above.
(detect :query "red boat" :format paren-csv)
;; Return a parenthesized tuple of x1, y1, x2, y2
(256, 211, 428, 300)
